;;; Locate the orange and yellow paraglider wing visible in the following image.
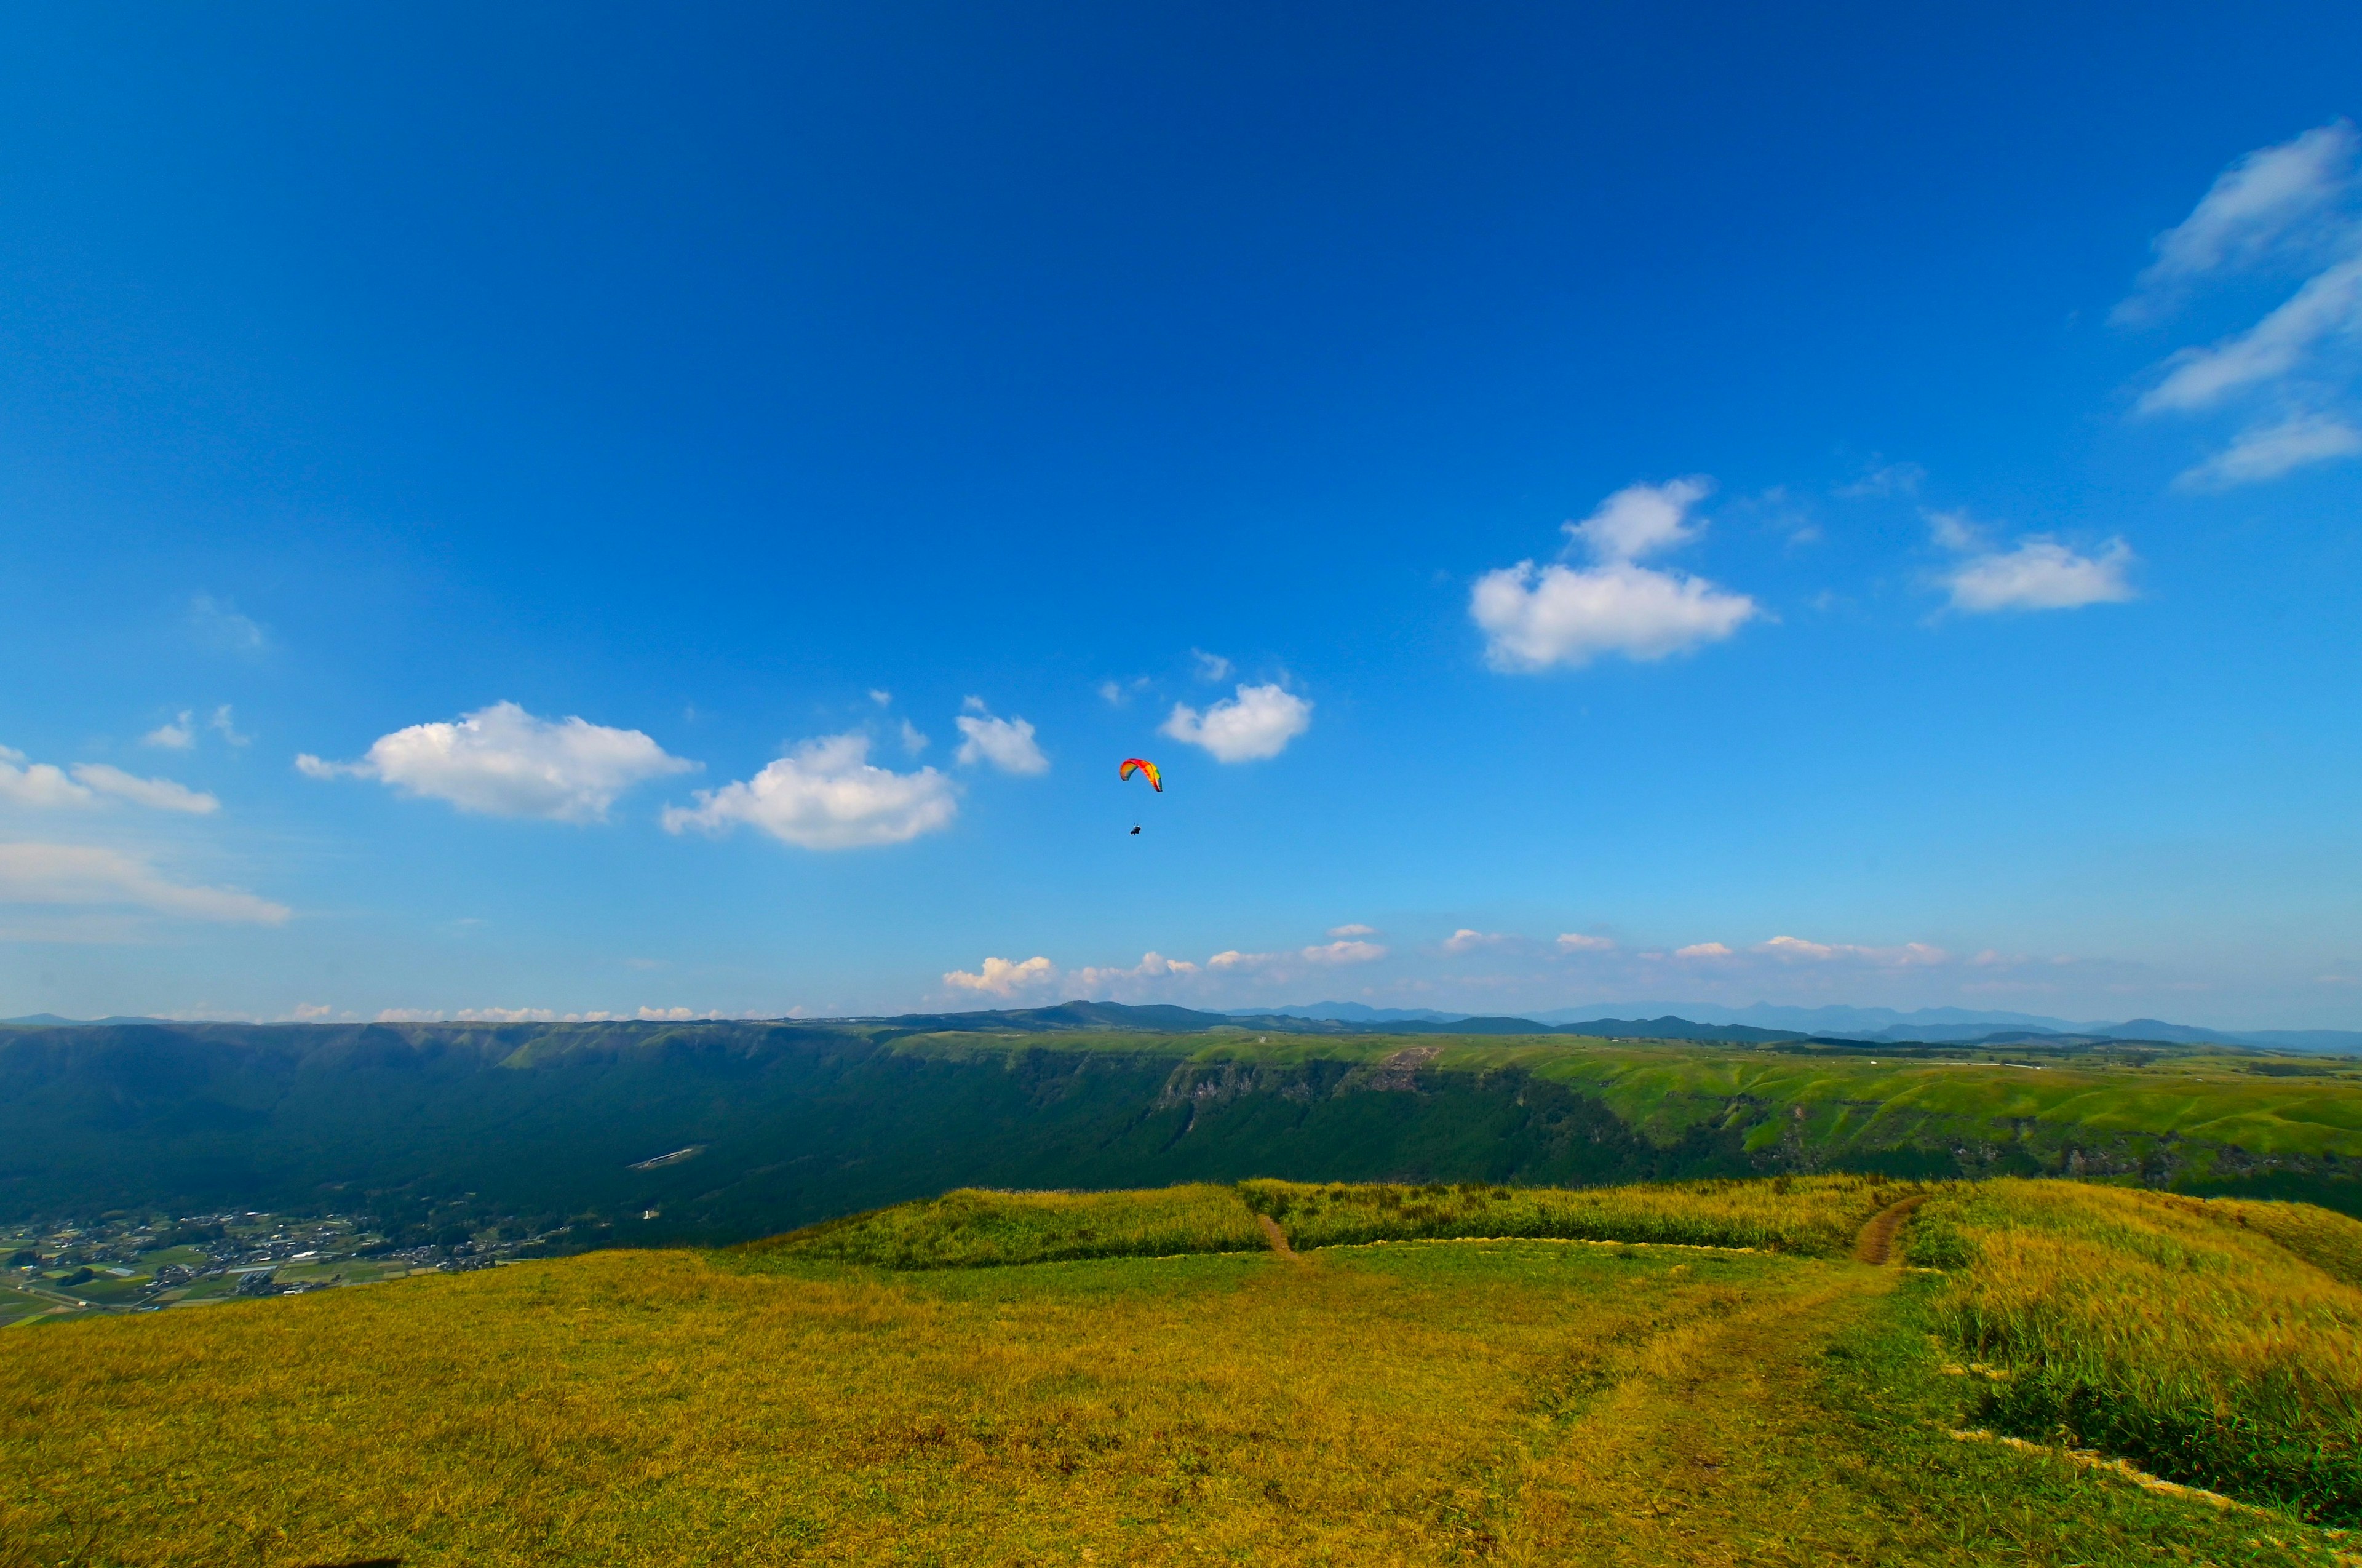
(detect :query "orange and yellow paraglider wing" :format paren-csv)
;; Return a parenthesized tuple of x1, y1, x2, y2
(1119, 758, 1163, 792)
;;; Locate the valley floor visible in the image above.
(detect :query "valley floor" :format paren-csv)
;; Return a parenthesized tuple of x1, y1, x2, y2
(2, 1214, 2344, 1566)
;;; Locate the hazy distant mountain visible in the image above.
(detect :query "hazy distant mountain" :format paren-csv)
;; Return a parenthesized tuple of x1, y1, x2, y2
(1229, 1003, 1474, 1024)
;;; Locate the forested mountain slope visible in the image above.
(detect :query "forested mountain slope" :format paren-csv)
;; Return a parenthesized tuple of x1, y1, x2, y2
(3, 1012, 2356, 1241)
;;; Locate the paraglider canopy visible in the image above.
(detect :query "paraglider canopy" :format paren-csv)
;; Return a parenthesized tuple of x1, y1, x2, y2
(1119, 758, 1163, 792)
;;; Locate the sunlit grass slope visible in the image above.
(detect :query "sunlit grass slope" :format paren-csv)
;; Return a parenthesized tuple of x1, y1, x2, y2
(745, 1182, 1268, 1268)
(1913, 1180, 2362, 1519)
(1243, 1172, 1904, 1256)
(6, 1177, 2358, 1566)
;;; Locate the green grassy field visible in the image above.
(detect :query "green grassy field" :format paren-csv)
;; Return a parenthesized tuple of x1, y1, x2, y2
(8, 1176, 2362, 1566)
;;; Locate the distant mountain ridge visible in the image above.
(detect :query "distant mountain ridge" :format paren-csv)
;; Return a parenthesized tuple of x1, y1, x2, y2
(11, 999, 2361, 1053)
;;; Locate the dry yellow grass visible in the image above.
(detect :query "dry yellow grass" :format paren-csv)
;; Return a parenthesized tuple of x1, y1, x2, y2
(1917, 1180, 2362, 1516)
(3, 1179, 2346, 1566)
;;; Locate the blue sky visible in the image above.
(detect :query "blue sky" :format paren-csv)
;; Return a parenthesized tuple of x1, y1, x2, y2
(4, 3, 2360, 1027)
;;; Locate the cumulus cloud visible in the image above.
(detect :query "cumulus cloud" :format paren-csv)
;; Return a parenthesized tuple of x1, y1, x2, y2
(1942, 538, 2136, 613)
(68, 765, 218, 814)
(1556, 933, 1615, 953)
(143, 711, 196, 749)
(1162, 683, 1311, 763)
(209, 706, 250, 746)
(0, 842, 288, 925)
(943, 955, 1057, 996)
(1328, 923, 1378, 939)
(2117, 122, 2361, 322)
(300, 701, 693, 822)
(953, 701, 1049, 776)
(0, 755, 93, 809)
(1190, 649, 1233, 682)
(2173, 410, 2362, 490)
(1674, 942, 1733, 960)
(1069, 951, 1201, 993)
(1472, 479, 1757, 671)
(899, 719, 930, 756)
(663, 732, 956, 849)
(1300, 938, 1386, 965)
(1441, 928, 1506, 953)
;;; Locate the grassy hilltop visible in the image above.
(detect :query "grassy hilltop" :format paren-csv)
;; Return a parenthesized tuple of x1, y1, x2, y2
(7, 1176, 2362, 1567)
(3, 1014, 2359, 1243)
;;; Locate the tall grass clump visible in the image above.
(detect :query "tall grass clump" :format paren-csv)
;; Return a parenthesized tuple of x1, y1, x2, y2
(738, 1182, 1267, 1269)
(1243, 1174, 1911, 1257)
(1918, 1180, 2362, 1520)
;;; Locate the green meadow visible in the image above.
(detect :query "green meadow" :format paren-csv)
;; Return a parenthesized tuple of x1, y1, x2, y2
(9, 1176, 2362, 1566)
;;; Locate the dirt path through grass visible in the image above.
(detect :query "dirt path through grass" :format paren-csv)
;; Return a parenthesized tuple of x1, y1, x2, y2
(1256, 1212, 1298, 1260)
(1852, 1192, 1925, 1264)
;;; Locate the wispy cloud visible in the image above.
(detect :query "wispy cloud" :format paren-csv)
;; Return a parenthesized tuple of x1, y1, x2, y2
(2174, 411, 2362, 490)
(188, 593, 268, 654)
(2117, 121, 2360, 323)
(69, 765, 219, 814)
(0, 842, 287, 925)
(2119, 122, 2362, 488)
(1471, 479, 1757, 671)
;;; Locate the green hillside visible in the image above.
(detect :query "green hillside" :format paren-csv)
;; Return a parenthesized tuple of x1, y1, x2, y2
(2, 1016, 2358, 1244)
(6, 1176, 2358, 1566)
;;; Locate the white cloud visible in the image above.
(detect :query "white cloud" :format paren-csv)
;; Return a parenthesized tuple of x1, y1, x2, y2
(1069, 951, 1201, 993)
(1190, 648, 1233, 682)
(1328, 923, 1378, 939)
(1473, 480, 1757, 672)
(1567, 476, 1711, 561)
(1, 750, 217, 814)
(869, 689, 893, 706)
(2118, 122, 2361, 321)
(189, 593, 268, 653)
(301, 701, 693, 822)
(1096, 677, 1150, 707)
(0, 757, 93, 809)
(68, 765, 219, 815)
(943, 955, 1057, 996)
(2136, 255, 2362, 414)
(1674, 942, 1732, 960)
(209, 706, 250, 746)
(1923, 508, 1983, 552)
(899, 719, 930, 756)
(1555, 933, 1615, 953)
(1943, 538, 2136, 613)
(1756, 935, 1949, 966)
(953, 702, 1049, 775)
(0, 842, 288, 925)
(1441, 928, 1505, 953)
(2173, 410, 2362, 490)
(662, 732, 956, 849)
(290, 1003, 335, 1020)
(143, 711, 196, 749)
(1301, 938, 1385, 965)
(1835, 460, 1925, 499)
(1162, 683, 1311, 763)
